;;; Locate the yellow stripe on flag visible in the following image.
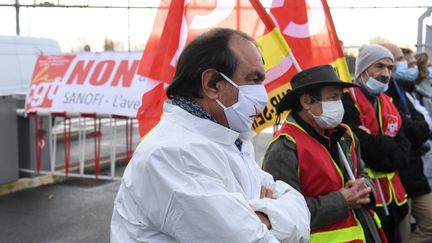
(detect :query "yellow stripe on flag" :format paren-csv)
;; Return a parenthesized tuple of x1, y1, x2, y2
(330, 57, 352, 82)
(256, 28, 291, 71)
(252, 82, 291, 133)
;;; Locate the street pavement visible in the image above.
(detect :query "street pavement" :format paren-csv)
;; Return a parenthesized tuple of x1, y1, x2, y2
(0, 177, 121, 243)
(0, 130, 273, 243)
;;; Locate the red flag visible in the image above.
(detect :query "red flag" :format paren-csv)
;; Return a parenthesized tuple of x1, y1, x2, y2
(137, 0, 269, 137)
(135, 0, 183, 137)
(266, 0, 350, 92)
(138, 0, 185, 84)
(138, 0, 267, 83)
(249, 0, 351, 132)
(137, 82, 165, 137)
(136, 0, 350, 136)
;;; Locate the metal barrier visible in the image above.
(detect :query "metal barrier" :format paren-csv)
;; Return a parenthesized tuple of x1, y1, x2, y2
(16, 109, 139, 180)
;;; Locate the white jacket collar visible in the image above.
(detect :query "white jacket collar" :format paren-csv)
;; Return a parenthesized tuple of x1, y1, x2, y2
(163, 102, 256, 145)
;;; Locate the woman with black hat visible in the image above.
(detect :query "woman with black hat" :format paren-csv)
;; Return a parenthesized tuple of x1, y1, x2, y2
(263, 64, 386, 243)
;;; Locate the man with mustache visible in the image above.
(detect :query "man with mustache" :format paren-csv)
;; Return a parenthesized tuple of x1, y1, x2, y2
(342, 44, 410, 242)
(110, 28, 310, 243)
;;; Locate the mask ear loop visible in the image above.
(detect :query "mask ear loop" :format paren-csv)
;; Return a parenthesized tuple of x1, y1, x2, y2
(214, 72, 232, 111)
(219, 72, 239, 89)
(307, 94, 323, 119)
(360, 70, 370, 85)
(215, 99, 228, 110)
(273, 107, 282, 136)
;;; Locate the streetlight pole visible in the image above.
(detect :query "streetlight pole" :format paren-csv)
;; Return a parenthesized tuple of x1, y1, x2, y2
(416, 7, 432, 53)
(15, 0, 20, 35)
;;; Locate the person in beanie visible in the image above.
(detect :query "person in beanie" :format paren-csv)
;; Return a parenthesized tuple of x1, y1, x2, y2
(263, 64, 386, 243)
(342, 44, 410, 243)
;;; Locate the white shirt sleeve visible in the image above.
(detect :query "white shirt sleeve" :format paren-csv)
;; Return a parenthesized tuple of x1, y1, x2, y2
(249, 178, 311, 243)
(243, 140, 311, 242)
(162, 175, 280, 243)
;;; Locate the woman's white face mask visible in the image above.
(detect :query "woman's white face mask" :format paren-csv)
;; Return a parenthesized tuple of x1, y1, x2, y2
(308, 99, 345, 129)
(215, 72, 269, 133)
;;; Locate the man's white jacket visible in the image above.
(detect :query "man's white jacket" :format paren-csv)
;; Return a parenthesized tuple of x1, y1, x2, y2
(111, 103, 310, 242)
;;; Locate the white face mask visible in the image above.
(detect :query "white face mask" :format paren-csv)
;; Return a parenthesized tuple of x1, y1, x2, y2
(308, 100, 344, 129)
(216, 72, 268, 133)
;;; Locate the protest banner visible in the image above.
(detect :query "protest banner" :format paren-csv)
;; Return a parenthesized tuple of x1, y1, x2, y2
(26, 52, 158, 117)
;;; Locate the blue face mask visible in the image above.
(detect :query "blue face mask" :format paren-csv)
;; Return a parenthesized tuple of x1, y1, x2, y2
(428, 67, 432, 80)
(393, 61, 419, 82)
(364, 72, 389, 96)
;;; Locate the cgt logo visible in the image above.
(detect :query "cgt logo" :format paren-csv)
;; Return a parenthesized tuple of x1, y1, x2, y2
(385, 115, 399, 137)
(274, 0, 326, 38)
(265, 0, 326, 84)
(25, 54, 142, 112)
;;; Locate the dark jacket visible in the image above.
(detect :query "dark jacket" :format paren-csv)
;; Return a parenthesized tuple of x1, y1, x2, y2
(341, 85, 409, 229)
(386, 78, 431, 198)
(342, 86, 411, 172)
(263, 112, 381, 243)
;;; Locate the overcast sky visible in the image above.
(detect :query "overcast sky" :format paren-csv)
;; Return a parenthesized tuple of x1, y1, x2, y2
(0, 0, 431, 53)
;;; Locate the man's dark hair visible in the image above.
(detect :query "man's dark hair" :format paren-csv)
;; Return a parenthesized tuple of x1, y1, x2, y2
(401, 47, 414, 56)
(291, 88, 322, 113)
(166, 28, 255, 99)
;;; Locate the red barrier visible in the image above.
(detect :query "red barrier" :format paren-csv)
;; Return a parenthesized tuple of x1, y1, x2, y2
(30, 111, 44, 174)
(81, 113, 101, 178)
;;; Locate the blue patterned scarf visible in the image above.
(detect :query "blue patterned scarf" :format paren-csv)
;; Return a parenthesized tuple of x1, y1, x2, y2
(172, 96, 242, 151)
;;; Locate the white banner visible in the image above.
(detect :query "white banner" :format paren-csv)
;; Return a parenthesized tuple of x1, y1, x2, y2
(25, 52, 158, 117)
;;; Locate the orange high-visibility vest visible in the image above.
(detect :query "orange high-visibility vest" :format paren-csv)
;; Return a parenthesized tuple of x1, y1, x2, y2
(274, 120, 365, 243)
(347, 87, 407, 207)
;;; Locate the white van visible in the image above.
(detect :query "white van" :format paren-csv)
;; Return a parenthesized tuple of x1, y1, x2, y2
(0, 36, 61, 95)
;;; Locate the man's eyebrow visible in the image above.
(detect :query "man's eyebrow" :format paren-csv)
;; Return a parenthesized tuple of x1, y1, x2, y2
(375, 62, 394, 68)
(246, 71, 265, 80)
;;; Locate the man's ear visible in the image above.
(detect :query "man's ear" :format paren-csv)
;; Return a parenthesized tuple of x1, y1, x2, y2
(201, 69, 223, 99)
(299, 94, 312, 110)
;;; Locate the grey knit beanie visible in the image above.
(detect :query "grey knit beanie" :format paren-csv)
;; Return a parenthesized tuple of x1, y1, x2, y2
(355, 44, 394, 78)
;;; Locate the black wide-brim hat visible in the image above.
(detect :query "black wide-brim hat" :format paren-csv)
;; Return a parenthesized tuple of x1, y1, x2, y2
(277, 64, 358, 114)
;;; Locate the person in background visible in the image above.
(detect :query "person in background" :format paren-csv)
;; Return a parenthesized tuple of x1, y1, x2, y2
(263, 65, 386, 243)
(83, 44, 91, 52)
(401, 48, 418, 74)
(400, 49, 432, 126)
(342, 44, 409, 243)
(412, 51, 432, 189)
(380, 43, 432, 243)
(388, 47, 432, 243)
(411, 51, 432, 120)
(390, 46, 419, 92)
(110, 28, 311, 243)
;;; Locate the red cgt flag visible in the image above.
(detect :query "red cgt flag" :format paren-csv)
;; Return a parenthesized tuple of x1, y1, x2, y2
(245, 0, 351, 131)
(137, 0, 271, 137)
(265, 0, 350, 92)
(136, 0, 350, 137)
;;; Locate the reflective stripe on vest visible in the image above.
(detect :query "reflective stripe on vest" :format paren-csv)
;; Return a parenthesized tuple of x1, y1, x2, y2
(370, 210, 382, 229)
(310, 215, 365, 243)
(364, 168, 407, 206)
(274, 119, 365, 243)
